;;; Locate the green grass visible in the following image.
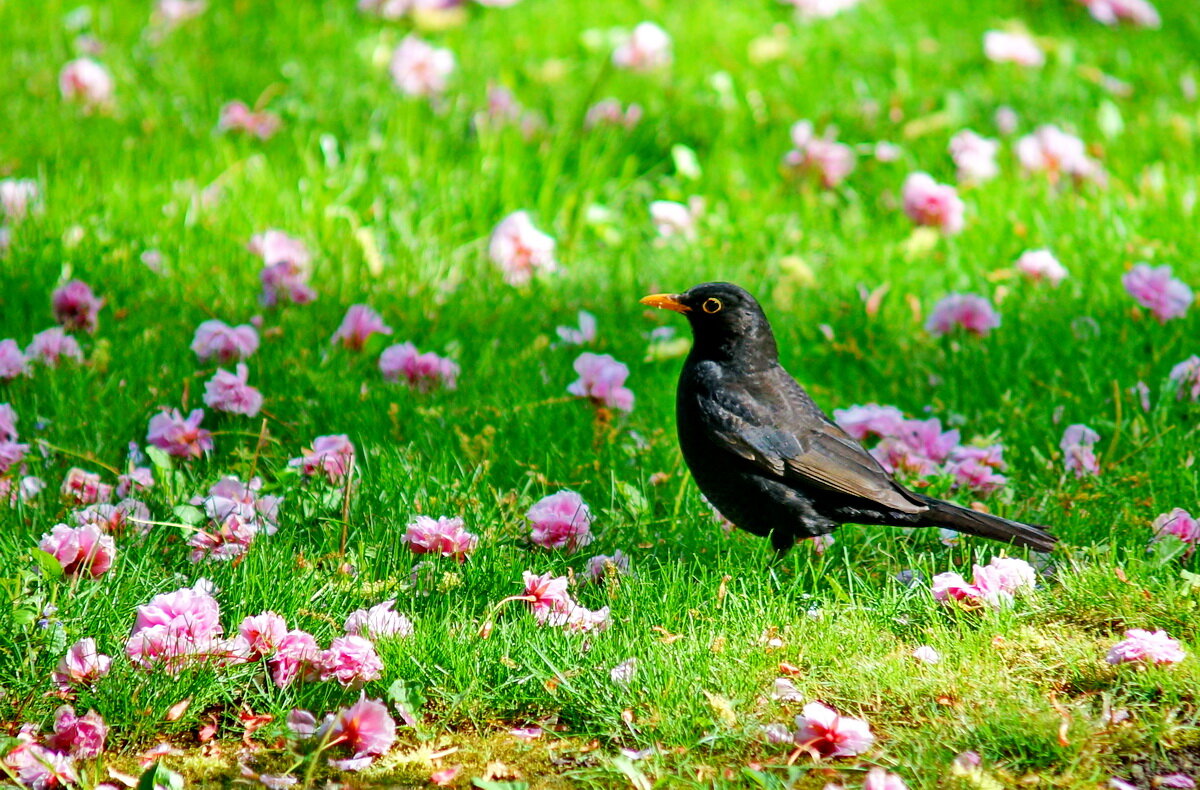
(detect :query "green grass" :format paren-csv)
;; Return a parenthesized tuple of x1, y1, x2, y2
(2, 0, 1200, 787)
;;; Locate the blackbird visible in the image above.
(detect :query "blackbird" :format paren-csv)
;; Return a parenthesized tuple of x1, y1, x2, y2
(641, 282, 1056, 555)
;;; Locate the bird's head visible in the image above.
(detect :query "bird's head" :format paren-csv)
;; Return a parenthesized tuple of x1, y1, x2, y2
(640, 282, 778, 367)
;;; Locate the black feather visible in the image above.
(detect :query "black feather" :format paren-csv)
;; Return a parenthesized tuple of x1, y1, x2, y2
(649, 282, 1057, 555)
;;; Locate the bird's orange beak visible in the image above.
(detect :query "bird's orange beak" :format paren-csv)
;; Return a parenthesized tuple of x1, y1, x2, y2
(639, 293, 690, 313)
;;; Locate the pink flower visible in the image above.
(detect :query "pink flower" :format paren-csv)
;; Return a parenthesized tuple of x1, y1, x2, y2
(132, 582, 222, 641)
(191, 320, 259, 362)
(290, 434, 356, 484)
(147, 408, 213, 458)
(793, 701, 875, 757)
(1122, 263, 1193, 322)
(610, 657, 637, 687)
(833, 403, 906, 441)
(39, 524, 115, 577)
(948, 130, 1000, 182)
(390, 35, 455, 97)
(0, 439, 29, 475)
(192, 475, 280, 532)
(1016, 125, 1104, 184)
(0, 403, 16, 442)
(1106, 629, 1186, 665)
(402, 515, 478, 561)
(46, 707, 107, 759)
(1152, 508, 1200, 545)
(770, 678, 804, 702)
(650, 199, 701, 239)
(986, 557, 1038, 591)
(864, 768, 908, 790)
(995, 106, 1019, 135)
(203, 363, 263, 417)
(476, 85, 544, 136)
(947, 457, 1007, 495)
(1169, 356, 1200, 401)
(1, 475, 44, 504)
(556, 311, 597, 346)
(911, 646, 940, 664)
(261, 261, 317, 306)
(238, 612, 288, 658)
(155, 0, 208, 26)
(332, 305, 393, 350)
(0, 339, 30, 379)
(250, 229, 311, 269)
(983, 30, 1044, 67)
(1061, 423, 1100, 477)
(251, 231, 314, 306)
(116, 467, 155, 499)
(568, 352, 634, 412)
(1079, 0, 1160, 27)
(585, 550, 630, 582)
(931, 572, 975, 603)
(897, 418, 960, 463)
(0, 179, 41, 221)
(780, 0, 862, 18)
(1015, 249, 1068, 285)
(1131, 380, 1152, 413)
(218, 101, 282, 140)
(344, 600, 414, 639)
(519, 569, 611, 634)
(926, 294, 1000, 337)
(379, 342, 459, 391)
(785, 121, 856, 188)
(188, 515, 261, 562)
(61, 467, 113, 505)
(1155, 776, 1196, 790)
(949, 443, 1006, 470)
(489, 211, 556, 285)
(59, 58, 114, 108)
(527, 490, 594, 552)
(431, 766, 462, 786)
(545, 604, 611, 633)
(27, 328, 84, 367)
(74, 500, 150, 535)
(585, 98, 643, 130)
(952, 751, 982, 774)
(522, 571, 574, 619)
(357, 0, 410, 18)
(53, 638, 112, 690)
(51, 280, 104, 334)
(3, 737, 78, 789)
(288, 708, 319, 738)
(932, 556, 1036, 609)
(317, 635, 384, 688)
(270, 630, 320, 687)
(612, 22, 672, 71)
(902, 172, 965, 234)
(322, 697, 396, 759)
(125, 582, 227, 671)
(873, 141, 902, 162)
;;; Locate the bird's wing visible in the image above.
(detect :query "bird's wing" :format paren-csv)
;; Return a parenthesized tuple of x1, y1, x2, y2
(701, 372, 926, 514)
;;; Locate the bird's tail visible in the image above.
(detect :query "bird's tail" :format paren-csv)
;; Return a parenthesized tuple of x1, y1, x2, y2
(915, 495, 1057, 552)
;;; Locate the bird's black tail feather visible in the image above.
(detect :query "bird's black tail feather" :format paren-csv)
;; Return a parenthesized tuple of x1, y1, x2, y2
(916, 495, 1057, 553)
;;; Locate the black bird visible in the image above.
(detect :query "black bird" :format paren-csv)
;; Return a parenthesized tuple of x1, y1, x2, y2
(640, 282, 1056, 555)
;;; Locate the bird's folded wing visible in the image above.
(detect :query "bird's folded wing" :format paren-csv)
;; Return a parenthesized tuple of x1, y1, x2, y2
(706, 401, 926, 514)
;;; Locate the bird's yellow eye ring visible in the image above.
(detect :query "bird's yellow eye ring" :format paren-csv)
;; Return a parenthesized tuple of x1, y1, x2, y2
(702, 298, 723, 314)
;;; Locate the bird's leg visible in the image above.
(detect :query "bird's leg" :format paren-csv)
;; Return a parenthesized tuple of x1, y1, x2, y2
(769, 530, 795, 563)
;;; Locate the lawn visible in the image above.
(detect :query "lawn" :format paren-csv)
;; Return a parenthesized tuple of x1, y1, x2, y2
(1, 0, 1199, 787)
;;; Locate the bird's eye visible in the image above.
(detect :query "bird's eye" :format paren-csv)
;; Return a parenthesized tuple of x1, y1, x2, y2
(702, 298, 723, 314)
